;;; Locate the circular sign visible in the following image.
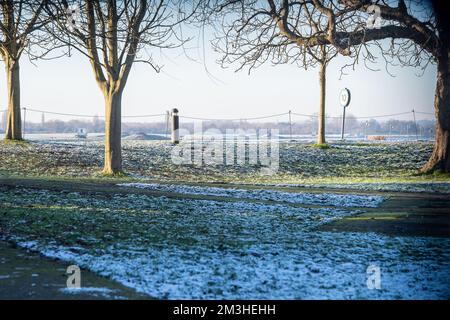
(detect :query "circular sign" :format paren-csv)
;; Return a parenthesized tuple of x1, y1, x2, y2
(339, 88, 351, 107)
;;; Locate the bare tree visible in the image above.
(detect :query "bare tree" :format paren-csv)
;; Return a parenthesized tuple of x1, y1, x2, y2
(209, 0, 448, 172)
(209, 0, 338, 145)
(312, 45, 337, 144)
(269, 0, 447, 172)
(45, 0, 198, 174)
(0, 1, 50, 140)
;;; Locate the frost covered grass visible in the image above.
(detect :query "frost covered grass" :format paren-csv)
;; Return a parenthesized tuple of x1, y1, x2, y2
(1, 140, 448, 191)
(0, 186, 448, 299)
(58, 287, 125, 299)
(118, 183, 385, 207)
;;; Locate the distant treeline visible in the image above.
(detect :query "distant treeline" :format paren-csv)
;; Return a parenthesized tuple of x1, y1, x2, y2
(1, 112, 435, 137)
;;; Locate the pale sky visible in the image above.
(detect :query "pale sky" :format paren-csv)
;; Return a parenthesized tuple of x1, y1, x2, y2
(0, 30, 437, 124)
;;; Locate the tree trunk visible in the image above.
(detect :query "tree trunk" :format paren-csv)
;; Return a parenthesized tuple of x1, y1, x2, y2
(317, 60, 326, 145)
(5, 58, 22, 140)
(103, 90, 123, 174)
(420, 53, 450, 173)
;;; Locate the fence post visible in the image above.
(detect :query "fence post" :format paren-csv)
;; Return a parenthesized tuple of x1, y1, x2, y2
(412, 108, 418, 141)
(364, 120, 369, 139)
(288, 110, 292, 141)
(0, 110, 4, 131)
(341, 107, 346, 140)
(165, 110, 170, 139)
(22, 107, 27, 139)
(171, 108, 179, 144)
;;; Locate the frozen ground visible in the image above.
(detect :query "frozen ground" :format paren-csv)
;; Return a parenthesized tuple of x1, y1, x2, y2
(1, 140, 449, 191)
(270, 182, 450, 194)
(118, 183, 385, 207)
(1, 186, 448, 299)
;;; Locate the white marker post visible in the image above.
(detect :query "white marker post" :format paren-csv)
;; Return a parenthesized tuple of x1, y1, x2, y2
(171, 108, 179, 144)
(339, 88, 351, 140)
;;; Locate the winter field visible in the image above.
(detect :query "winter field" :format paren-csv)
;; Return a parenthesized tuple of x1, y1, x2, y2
(0, 138, 449, 299)
(0, 137, 448, 190)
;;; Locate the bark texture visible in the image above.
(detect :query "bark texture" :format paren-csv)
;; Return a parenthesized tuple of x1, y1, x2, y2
(420, 1, 450, 173)
(317, 60, 326, 145)
(103, 90, 123, 174)
(5, 58, 22, 140)
(420, 51, 450, 173)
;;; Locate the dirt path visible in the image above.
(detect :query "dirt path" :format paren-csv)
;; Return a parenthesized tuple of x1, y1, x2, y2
(0, 241, 151, 300)
(1, 176, 449, 238)
(1, 176, 449, 299)
(318, 193, 450, 237)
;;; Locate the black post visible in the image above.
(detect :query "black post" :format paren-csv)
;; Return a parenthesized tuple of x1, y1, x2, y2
(171, 108, 179, 144)
(341, 107, 346, 140)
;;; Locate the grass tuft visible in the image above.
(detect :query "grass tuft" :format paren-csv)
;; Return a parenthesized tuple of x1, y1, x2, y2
(312, 143, 330, 149)
(97, 170, 130, 178)
(1, 138, 29, 146)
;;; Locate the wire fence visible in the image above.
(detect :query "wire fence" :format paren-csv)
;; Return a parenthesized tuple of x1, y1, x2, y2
(0, 107, 435, 122)
(0, 106, 435, 141)
(23, 108, 167, 119)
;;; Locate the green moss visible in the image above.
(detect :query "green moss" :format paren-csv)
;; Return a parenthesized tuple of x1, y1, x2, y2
(311, 143, 330, 149)
(1, 138, 29, 146)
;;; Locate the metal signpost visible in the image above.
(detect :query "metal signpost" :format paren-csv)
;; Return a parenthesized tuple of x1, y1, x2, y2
(339, 88, 351, 140)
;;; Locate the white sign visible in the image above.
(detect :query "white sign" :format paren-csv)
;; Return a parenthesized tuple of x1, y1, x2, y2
(339, 88, 351, 107)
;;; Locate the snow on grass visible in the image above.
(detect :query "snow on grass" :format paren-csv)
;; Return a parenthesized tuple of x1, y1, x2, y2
(13, 233, 450, 300)
(1, 187, 449, 299)
(59, 287, 117, 294)
(58, 287, 125, 299)
(118, 183, 385, 208)
(270, 182, 450, 194)
(0, 140, 442, 186)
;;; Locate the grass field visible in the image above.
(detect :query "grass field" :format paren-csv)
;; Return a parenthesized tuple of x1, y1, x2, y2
(0, 139, 449, 299)
(1, 139, 449, 187)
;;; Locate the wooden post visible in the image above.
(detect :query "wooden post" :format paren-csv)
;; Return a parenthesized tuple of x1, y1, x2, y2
(171, 108, 179, 144)
(0, 110, 5, 131)
(364, 121, 369, 139)
(288, 110, 292, 141)
(412, 109, 418, 141)
(22, 107, 26, 139)
(340, 106, 346, 140)
(165, 110, 170, 139)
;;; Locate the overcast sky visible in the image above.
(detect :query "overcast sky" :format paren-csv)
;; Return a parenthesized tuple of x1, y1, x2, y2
(0, 30, 437, 124)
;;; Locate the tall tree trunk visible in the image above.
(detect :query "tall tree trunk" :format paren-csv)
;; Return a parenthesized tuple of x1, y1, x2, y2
(5, 58, 22, 140)
(317, 60, 326, 144)
(420, 52, 450, 173)
(103, 90, 123, 174)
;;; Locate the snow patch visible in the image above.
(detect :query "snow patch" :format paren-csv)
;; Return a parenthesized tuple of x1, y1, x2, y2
(119, 183, 385, 208)
(12, 230, 450, 299)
